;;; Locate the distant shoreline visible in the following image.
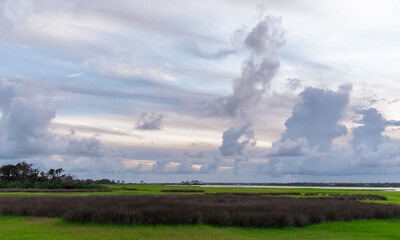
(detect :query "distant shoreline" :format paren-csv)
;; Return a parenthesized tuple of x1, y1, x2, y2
(198, 185, 400, 191)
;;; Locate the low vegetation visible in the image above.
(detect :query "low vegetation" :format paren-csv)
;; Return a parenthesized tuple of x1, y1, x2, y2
(121, 187, 138, 191)
(304, 193, 319, 196)
(327, 194, 387, 201)
(1, 194, 399, 228)
(160, 189, 205, 193)
(210, 192, 301, 196)
(209, 192, 387, 200)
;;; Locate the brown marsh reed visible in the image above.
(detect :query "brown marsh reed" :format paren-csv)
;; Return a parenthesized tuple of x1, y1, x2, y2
(0, 194, 398, 227)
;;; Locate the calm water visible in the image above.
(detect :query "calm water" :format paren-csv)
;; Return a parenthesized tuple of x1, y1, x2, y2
(199, 185, 400, 191)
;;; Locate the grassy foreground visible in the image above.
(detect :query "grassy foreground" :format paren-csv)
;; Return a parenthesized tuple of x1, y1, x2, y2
(1, 185, 400, 239)
(2, 215, 400, 240)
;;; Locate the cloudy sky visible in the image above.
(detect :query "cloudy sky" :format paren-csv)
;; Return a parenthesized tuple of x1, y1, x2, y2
(1, 0, 400, 183)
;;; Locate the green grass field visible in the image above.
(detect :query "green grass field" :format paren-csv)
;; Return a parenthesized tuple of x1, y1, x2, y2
(2, 215, 400, 239)
(1, 185, 400, 239)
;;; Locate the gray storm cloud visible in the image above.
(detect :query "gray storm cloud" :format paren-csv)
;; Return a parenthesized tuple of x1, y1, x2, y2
(0, 78, 57, 157)
(219, 122, 255, 157)
(205, 16, 285, 118)
(352, 108, 388, 151)
(136, 112, 164, 130)
(66, 137, 103, 157)
(280, 87, 349, 152)
(0, 78, 104, 159)
(267, 138, 309, 157)
(262, 86, 351, 175)
(219, 122, 255, 175)
(262, 86, 400, 177)
(199, 156, 222, 174)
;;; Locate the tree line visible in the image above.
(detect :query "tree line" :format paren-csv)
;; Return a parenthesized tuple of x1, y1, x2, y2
(0, 162, 104, 189)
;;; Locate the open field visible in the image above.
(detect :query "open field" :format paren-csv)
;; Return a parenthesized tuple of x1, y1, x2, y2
(2, 215, 400, 240)
(2, 185, 400, 239)
(1, 184, 400, 200)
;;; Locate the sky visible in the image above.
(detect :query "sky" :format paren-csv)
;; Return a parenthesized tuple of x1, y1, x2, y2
(1, 0, 400, 183)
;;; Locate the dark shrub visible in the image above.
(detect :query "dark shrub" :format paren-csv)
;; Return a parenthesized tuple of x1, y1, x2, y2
(160, 189, 205, 193)
(122, 187, 138, 191)
(304, 193, 319, 196)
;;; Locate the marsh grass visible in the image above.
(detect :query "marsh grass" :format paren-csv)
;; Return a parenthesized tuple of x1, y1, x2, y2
(0, 194, 399, 228)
